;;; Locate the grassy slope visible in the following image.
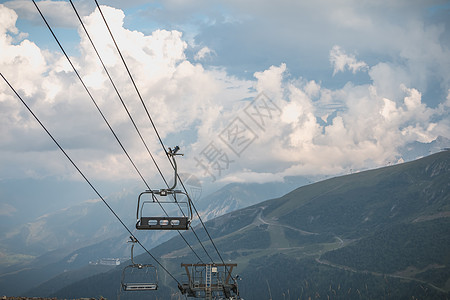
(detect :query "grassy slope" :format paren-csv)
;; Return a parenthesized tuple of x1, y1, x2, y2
(49, 151, 450, 299)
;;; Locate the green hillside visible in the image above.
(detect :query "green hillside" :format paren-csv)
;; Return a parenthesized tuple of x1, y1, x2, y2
(48, 151, 450, 299)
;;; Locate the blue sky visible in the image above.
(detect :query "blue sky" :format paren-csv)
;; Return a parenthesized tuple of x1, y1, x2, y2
(1, 0, 449, 195)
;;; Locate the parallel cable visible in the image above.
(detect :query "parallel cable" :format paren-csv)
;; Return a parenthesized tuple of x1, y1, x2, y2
(0, 72, 181, 287)
(31, 0, 150, 190)
(30, 0, 185, 284)
(68, 0, 204, 263)
(93, 0, 167, 154)
(68, 0, 164, 186)
(94, 0, 216, 264)
(94, 0, 230, 270)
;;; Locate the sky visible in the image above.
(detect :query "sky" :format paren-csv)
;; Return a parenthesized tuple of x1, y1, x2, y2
(1, 0, 450, 195)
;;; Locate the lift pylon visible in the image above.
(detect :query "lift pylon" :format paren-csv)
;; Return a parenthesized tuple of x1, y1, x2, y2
(179, 263, 240, 299)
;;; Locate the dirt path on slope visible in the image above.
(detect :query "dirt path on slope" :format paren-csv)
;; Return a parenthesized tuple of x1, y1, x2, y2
(315, 258, 448, 294)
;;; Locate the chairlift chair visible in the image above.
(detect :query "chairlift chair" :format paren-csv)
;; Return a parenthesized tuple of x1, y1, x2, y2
(121, 264, 158, 291)
(121, 237, 158, 291)
(136, 189, 192, 230)
(135, 146, 193, 230)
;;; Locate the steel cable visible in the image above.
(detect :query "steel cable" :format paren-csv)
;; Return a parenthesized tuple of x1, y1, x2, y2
(1, 72, 181, 287)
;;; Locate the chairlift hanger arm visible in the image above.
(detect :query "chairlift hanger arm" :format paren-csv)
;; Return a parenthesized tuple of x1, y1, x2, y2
(128, 236, 137, 265)
(166, 145, 183, 191)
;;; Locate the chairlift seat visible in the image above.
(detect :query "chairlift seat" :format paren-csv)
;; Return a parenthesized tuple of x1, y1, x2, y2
(136, 216, 189, 230)
(121, 262, 158, 292)
(122, 283, 158, 291)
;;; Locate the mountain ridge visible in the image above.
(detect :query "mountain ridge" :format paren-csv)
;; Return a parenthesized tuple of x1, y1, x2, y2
(0, 176, 308, 296)
(1, 151, 448, 299)
(44, 150, 449, 299)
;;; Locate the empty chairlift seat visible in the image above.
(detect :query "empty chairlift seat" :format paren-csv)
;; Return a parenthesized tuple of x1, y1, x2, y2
(122, 281, 158, 291)
(138, 216, 189, 230)
(136, 189, 192, 230)
(135, 146, 193, 230)
(121, 264, 158, 291)
(121, 237, 158, 292)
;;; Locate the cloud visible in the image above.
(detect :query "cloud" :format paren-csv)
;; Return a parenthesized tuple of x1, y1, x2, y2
(0, 203, 17, 216)
(0, 3, 19, 34)
(190, 1, 450, 98)
(3, 0, 78, 27)
(198, 61, 449, 183)
(194, 46, 215, 61)
(220, 169, 284, 184)
(0, 5, 47, 97)
(253, 63, 286, 98)
(0, 3, 449, 188)
(0, 4, 252, 182)
(330, 45, 368, 75)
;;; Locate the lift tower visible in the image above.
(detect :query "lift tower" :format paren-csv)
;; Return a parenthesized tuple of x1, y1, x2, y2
(179, 263, 240, 299)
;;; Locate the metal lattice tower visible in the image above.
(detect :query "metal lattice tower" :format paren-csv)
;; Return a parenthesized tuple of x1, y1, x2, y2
(179, 263, 239, 299)
(205, 264, 212, 300)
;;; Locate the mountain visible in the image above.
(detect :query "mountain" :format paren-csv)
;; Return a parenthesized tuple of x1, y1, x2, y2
(195, 176, 309, 221)
(0, 187, 136, 282)
(0, 234, 128, 296)
(0, 178, 133, 236)
(0, 175, 308, 296)
(45, 150, 450, 299)
(0, 180, 137, 261)
(0, 174, 306, 257)
(399, 135, 450, 162)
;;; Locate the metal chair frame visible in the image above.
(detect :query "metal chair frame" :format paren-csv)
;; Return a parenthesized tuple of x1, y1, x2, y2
(121, 238, 158, 291)
(136, 146, 193, 230)
(136, 189, 192, 230)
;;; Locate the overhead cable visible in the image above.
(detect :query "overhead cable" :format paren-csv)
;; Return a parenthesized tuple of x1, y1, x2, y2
(68, 0, 204, 263)
(31, 0, 150, 190)
(0, 72, 181, 287)
(31, 0, 184, 284)
(94, 0, 219, 264)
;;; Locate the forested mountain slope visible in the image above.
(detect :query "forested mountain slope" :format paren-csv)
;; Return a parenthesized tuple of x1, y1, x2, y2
(38, 151, 450, 299)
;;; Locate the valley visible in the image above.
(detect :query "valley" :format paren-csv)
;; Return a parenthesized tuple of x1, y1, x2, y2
(1, 151, 449, 299)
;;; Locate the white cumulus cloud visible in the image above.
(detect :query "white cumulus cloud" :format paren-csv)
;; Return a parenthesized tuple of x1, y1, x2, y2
(194, 46, 215, 61)
(330, 45, 368, 76)
(0, 3, 449, 188)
